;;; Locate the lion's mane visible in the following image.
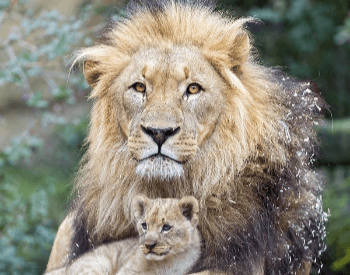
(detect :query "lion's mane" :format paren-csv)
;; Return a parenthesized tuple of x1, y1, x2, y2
(69, 1, 327, 274)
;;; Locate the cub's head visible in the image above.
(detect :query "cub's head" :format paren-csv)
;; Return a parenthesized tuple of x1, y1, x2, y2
(132, 195, 200, 261)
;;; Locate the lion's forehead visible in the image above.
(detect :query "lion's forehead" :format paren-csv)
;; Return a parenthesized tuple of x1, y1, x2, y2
(131, 47, 221, 85)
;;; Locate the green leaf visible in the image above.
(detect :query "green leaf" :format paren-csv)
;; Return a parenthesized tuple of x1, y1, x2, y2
(51, 85, 73, 101)
(332, 248, 350, 270)
(27, 91, 49, 109)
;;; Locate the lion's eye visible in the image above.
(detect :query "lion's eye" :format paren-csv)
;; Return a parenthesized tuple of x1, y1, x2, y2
(133, 82, 146, 93)
(187, 83, 202, 94)
(141, 222, 147, 231)
(161, 224, 172, 232)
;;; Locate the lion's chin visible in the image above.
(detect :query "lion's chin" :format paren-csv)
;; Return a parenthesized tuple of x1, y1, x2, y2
(136, 156, 184, 180)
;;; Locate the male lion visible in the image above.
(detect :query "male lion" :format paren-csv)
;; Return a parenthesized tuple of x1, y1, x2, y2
(46, 1, 327, 274)
(46, 195, 201, 275)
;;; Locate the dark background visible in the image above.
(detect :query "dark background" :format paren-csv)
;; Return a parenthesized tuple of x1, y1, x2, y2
(0, 0, 349, 274)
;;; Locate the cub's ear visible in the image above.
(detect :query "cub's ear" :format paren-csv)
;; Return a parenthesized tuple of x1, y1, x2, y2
(178, 196, 199, 225)
(133, 195, 149, 220)
(83, 60, 102, 88)
(229, 32, 250, 71)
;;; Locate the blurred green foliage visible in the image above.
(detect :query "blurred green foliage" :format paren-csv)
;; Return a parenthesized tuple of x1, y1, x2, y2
(0, 0, 93, 273)
(317, 119, 350, 165)
(0, 0, 349, 274)
(0, 123, 86, 274)
(322, 171, 350, 274)
(0, 178, 56, 275)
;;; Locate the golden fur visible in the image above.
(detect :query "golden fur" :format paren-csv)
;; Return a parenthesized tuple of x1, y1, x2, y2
(45, 195, 201, 275)
(46, 1, 326, 274)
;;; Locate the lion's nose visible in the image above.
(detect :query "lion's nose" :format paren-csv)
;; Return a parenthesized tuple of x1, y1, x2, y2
(141, 126, 180, 149)
(145, 242, 157, 251)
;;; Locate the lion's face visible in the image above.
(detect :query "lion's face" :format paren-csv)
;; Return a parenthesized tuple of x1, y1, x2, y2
(114, 46, 226, 179)
(133, 195, 199, 261)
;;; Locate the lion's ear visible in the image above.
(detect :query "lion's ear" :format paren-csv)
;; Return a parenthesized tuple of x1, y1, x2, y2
(133, 195, 149, 220)
(83, 60, 102, 88)
(229, 32, 250, 71)
(178, 196, 199, 225)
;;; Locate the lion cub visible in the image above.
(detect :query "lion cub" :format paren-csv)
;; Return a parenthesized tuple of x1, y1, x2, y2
(48, 195, 201, 275)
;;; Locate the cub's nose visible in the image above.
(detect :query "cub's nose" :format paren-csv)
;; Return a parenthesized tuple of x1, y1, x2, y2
(144, 242, 157, 251)
(141, 126, 180, 148)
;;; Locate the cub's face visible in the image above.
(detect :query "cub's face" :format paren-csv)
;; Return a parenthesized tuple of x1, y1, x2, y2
(133, 195, 199, 261)
(114, 46, 226, 179)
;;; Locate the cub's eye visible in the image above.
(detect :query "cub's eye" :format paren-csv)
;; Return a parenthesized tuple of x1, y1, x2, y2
(141, 222, 147, 231)
(161, 224, 172, 232)
(187, 83, 202, 94)
(132, 82, 146, 93)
